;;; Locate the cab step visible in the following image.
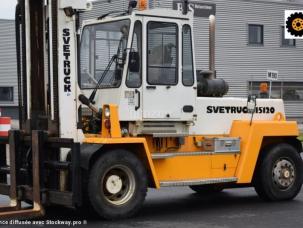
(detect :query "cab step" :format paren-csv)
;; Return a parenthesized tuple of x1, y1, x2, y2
(152, 150, 240, 160)
(152, 151, 213, 159)
(160, 177, 238, 187)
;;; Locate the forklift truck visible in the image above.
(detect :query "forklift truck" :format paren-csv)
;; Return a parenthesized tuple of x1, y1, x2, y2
(0, 0, 302, 220)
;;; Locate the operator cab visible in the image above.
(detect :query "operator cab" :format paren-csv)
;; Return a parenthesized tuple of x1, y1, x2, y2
(79, 9, 197, 130)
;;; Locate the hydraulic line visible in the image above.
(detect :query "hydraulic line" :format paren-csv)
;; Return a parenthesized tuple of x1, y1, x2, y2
(15, 3, 22, 127)
(15, 0, 27, 129)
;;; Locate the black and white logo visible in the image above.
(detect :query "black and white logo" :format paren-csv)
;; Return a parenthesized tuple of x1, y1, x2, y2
(285, 10, 303, 39)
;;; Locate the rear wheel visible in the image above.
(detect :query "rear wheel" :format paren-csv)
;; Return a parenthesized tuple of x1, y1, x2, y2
(190, 184, 224, 194)
(88, 150, 147, 220)
(254, 143, 303, 201)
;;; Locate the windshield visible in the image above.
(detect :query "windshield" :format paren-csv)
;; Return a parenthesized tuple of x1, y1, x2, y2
(80, 19, 130, 89)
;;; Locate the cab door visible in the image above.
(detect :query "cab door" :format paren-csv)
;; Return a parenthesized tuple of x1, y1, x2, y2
(142, 18, 196, 121)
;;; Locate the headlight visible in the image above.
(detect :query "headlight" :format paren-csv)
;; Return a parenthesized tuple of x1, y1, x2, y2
(104, 107, 111, 118)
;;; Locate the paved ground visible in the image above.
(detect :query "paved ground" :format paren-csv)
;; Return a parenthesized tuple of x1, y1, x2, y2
(1, 187, 303, 228)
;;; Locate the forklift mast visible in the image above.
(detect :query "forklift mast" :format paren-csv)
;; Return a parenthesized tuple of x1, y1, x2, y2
(16, 0, 53, 133)
(15, 0, 90, 140)
(0, 0, 91, 219)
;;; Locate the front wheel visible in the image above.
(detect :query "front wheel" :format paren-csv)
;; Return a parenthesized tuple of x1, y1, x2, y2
(254, 143, 303, 201)
(88, 150, 147, 220)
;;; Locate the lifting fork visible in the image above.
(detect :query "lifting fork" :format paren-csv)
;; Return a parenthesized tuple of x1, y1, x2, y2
(0, 131, 44, 219)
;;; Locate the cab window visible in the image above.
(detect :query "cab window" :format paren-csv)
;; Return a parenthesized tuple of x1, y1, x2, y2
(182, 25, 194, 86)
(147, 22, 178, 85)
(126, 21, 142, 88)
(80, 20, 130, 89)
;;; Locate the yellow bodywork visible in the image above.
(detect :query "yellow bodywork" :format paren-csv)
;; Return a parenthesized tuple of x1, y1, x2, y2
(230, 119, 299, 183)
(83, 105, 300, 188)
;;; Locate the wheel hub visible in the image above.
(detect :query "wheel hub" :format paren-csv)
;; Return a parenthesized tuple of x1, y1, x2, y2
(283, 170, 290, 179)
(105, 175, 123, 194)
(273, 159, 295, 189)
(102, 165, 136, 206)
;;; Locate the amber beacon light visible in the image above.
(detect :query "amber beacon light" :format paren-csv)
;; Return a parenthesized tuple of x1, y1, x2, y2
(138, 0, 148, 10)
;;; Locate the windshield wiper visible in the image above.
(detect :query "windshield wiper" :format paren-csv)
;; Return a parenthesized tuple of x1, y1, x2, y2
(98, 11, 128, 20)
(89, 54, 118, 103)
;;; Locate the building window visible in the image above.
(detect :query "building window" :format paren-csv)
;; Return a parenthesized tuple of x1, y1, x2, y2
(283, 82, 303, 101)
(248, 81, 303, 101)
(281, 26, 296, 47)
(248, 24, 264, 45)
(0, 87, 13, 102)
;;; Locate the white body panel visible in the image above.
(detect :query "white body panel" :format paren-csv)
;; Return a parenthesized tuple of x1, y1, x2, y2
(191, 97, 285, 135)
(57, 9, 78, 140)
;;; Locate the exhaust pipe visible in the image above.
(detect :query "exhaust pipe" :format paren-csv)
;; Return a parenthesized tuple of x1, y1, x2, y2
(209, 14, 216, 79)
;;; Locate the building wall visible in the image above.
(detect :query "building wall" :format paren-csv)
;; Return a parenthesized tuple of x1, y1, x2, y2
(0, 19, 18, 119)
(216, 0, 303, 122)
(154, 0, 303, 121)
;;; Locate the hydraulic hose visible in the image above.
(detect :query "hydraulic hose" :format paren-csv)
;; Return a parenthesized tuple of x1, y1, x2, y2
(15, 1, 23, 128)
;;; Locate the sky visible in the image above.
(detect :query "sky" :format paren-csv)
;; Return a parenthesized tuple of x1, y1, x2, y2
(0, 0, 303, 19)
(0, 0, 17, 19)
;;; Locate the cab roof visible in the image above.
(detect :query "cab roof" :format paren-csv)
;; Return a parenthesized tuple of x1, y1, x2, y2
(133, 8, 193, 21)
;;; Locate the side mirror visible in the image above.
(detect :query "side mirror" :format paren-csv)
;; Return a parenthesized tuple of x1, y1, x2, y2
(128, 51, 140, 73)
(247, 95, 257, 113)
(122, 50, 127, 63)
(117, 50, 127, 67)
(115, 68, 122, 82)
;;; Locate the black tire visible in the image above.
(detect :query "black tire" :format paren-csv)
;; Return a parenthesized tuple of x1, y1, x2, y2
(76, 170, 99, 218)
(88, 149, 147, 220)
(190, 184, 224, 194)
(254, 143, 303, 201)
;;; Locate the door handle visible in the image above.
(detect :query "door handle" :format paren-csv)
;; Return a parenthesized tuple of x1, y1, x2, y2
(146, 86, 156, 90)
(135, 89, 141, 111)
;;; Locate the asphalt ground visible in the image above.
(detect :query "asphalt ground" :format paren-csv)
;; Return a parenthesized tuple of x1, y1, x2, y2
(1, 186, 303, 228)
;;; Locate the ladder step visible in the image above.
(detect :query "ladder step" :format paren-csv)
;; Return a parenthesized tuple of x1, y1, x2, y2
(0, 167, 27, 174)
(44, 161, 71, 170)
(151, 133, 188, 138)
(0, 166, 10, 174)
(160, 177, 238, 187)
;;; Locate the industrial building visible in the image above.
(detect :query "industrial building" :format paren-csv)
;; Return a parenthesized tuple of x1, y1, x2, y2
(0, 0, 303, 123)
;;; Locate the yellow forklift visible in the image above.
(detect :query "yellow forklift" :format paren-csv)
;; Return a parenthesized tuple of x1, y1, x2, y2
(0, 0, 302, 220)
